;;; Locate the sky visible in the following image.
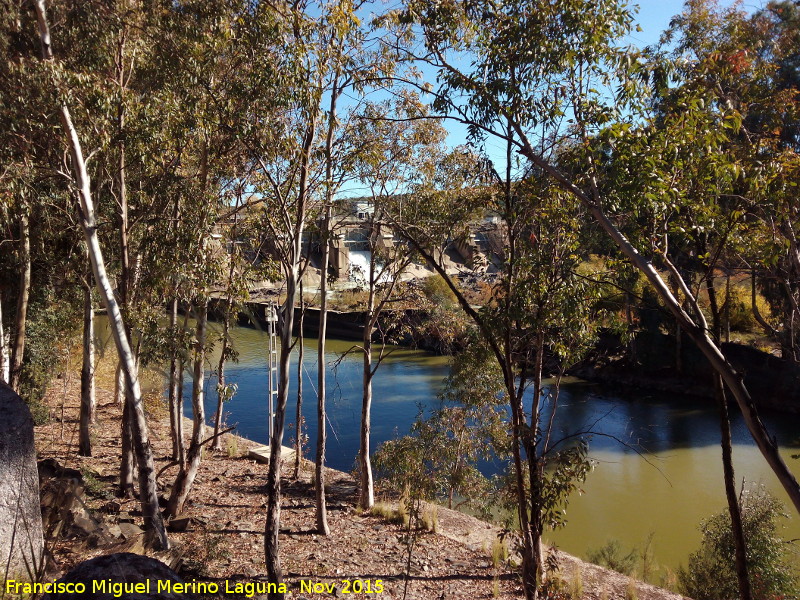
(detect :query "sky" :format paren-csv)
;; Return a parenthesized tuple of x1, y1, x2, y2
(435, 0, 763, 176)
(340, 0, 764, 197)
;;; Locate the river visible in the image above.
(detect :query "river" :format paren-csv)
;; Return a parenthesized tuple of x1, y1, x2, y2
(174, 319, 800, 575)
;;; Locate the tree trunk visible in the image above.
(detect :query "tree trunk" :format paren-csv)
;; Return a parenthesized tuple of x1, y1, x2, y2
(315, 72, 339, 532)
(264, 286, 296, 597)
(359, 339, 375, 511)
(526, 335, 545, 596)
(294, 281, 304, 480)
(264, 101, 317, 600)
(78, 282, 95, 457)
(114, 360, 124, 406)
(168, 297, 184, 464)
(359, 263, 376, 511)
(10, 211, 30, 393)
(213, 300, 230, 452)
(34, 0, 168, 549)
(166, 301, 207, 517)
(714, 374, 752, 600)
(316, 208, 332, 532)
(0, 293, 9, 383)
(118, 395, 135, 498)
(724, 272, 731, 343)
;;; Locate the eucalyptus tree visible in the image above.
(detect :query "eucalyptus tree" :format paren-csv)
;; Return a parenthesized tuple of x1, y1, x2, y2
(238, 0, 324, 589)
(303, 0, 405, 532)
(386, 135, 599, 595)
(350, 94, 448, 510)
(389, 0, 800, 536)
(31, 0, 169, 550)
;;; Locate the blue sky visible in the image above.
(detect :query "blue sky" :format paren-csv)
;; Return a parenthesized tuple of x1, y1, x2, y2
(340, 0, 764, 196)
(437, 0, 763, 172)
(626, 0, 759, 47)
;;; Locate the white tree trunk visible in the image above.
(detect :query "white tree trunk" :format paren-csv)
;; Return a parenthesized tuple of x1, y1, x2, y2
(166, 301, 207, 517)
(34, 0, 168, 550)
(9, 212, 30, 393)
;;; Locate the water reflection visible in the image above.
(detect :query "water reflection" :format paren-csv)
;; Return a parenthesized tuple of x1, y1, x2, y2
(178, 320, 800, 571)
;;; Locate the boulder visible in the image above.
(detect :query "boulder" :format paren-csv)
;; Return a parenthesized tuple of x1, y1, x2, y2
(43, 553, 197, 600)
(0, 382, 44, 579)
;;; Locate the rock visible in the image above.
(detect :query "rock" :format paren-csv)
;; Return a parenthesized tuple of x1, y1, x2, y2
(38, 458, 83, 483)
(167, 515, 192, 532)
(0, 383, 44, 579)
(43, 552, 196, 599)
(39, 461, 118, 545)
(118, 522, 144, 539)
(100, 501, 121, 514)
(105, 523, 123, 539)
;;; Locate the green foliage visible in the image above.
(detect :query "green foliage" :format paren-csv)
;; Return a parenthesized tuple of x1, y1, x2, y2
(678, 486, 799, 600)
(18, 291, 81, 416)
(724, 283, 773, 333)
(588, 539, 639, 576)
(374, 341, 509, 518)
(421, 274, 457, 308)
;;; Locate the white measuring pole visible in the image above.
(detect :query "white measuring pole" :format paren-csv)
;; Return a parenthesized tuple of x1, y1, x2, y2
(267, 301, 278, 444)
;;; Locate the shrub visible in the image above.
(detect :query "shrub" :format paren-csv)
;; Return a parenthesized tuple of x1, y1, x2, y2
(421, 274, 457, 307)
(588, 539, 638, 575)
(678, 486, 799, 600)
(724, 283, 772, 333)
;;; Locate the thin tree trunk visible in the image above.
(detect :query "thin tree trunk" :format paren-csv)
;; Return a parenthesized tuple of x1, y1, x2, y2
(177, 308, 189, 470)
(265, 281, 297, 597)
(78, 282, 95, 457)
(10, 211, 30, 393)
(527, 335, 545, 596)
(118, 396, 135, 497)
(35, 0, 168, 549)
(315, 71, 339, 532)
(168, 297, 183, 462)
(714, 374, 752, 600)
(213, 301, 230, 452)
(265, 117, 317, 599)
(294, 280, 304, 479)
(0, 293, 9, 383)
(316, 210, 331, 531)
(359, 259, 376, 511)
(724, 272, 731, 343)
(114, 360, 124, 406)
(705, 269, 752, 600)
(166, 300, 207, 517)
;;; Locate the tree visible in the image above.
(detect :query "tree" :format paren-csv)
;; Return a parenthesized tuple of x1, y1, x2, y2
(32, 0, 168, 551)
(351, 94, 448, 510)
(78, 271, 95, 457)
(679, 486, 799, 600)
(390, 0, 800, 531)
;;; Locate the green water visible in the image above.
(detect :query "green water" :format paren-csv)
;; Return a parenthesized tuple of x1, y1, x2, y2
(147, 318, 800, 574)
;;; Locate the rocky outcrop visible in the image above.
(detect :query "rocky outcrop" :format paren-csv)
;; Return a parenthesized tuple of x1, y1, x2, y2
(39, 458, 143, 549)
(43, 553, 196, 600)
(0, 382, 44, 580)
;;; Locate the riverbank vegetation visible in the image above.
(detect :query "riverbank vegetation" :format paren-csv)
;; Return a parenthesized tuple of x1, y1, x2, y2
(2, 0, 800, 598)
